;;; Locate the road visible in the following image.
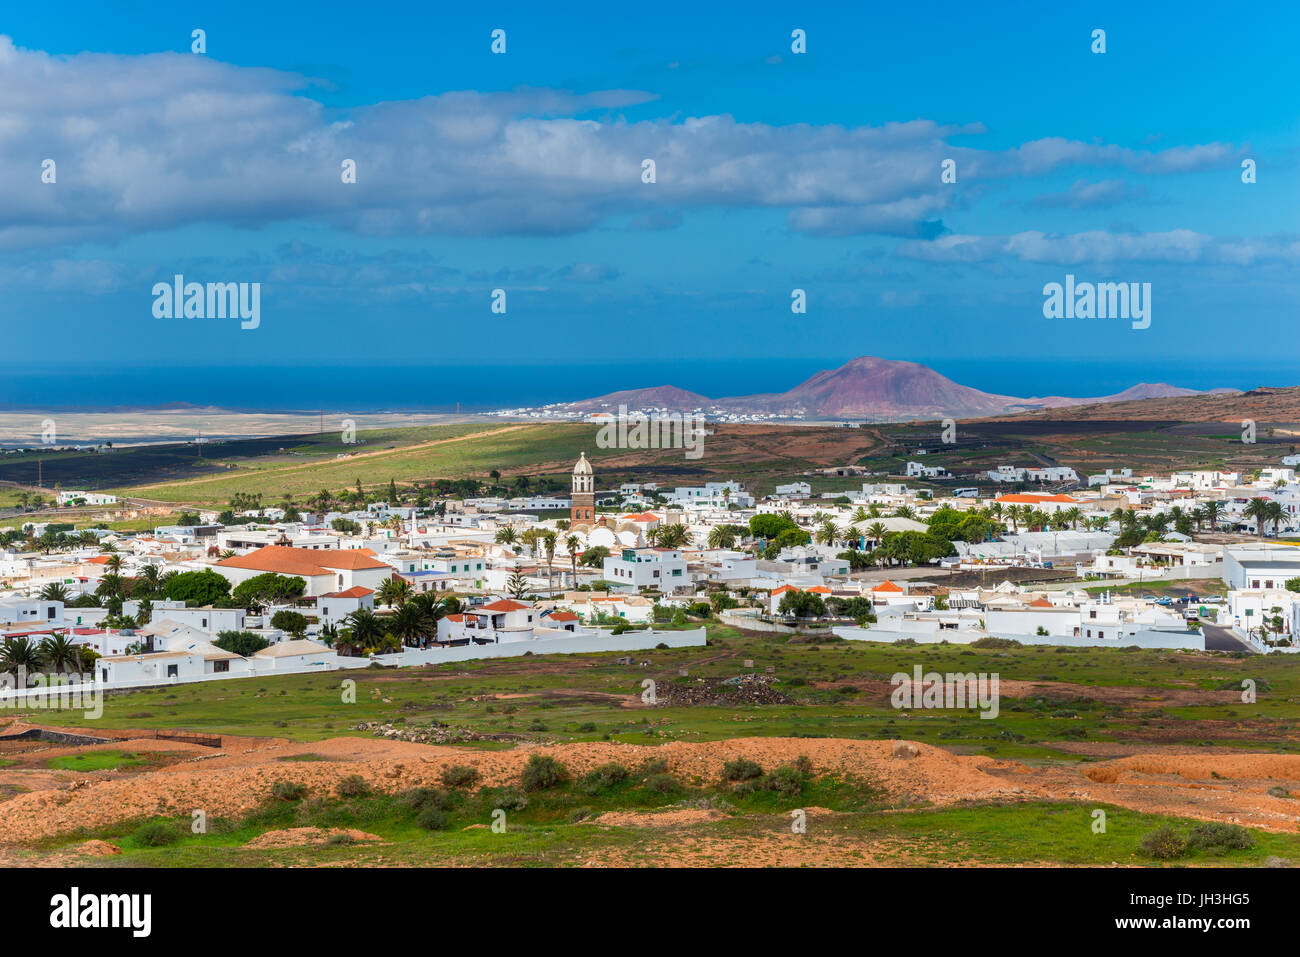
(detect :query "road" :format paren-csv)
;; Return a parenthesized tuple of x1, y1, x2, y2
(1201, 622, 1258, 654)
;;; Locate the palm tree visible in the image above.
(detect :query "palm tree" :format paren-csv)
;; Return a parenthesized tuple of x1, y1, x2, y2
(1203, 500, 1223, 531)
(1006, 505, 1021, 533)
(38, 582, 69, 603)
(104, 554, 124, 576)
(39, 633, 77, 674)
(0, 637, 42, 677)
(378, 576, 413, 608)
(853, 506, 870, 524)
(893, 505, 915, 520)
(1063, 507, 1081, 530)
(565, 534, 581, 587)
(542, 531, 557, 597)
(388, 601, 432, 648)
(495, 527, 518, 549)
(137, 564, 163, 596)
(866, 522, 887, 548)
(342, 608, 385, 654)
(1245, 498, 1271, 539)
(1266, 500, 1285, 537)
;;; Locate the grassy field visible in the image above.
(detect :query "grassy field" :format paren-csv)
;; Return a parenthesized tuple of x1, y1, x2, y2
(13, 624, 1300, 867)
(28, 625, 1300, 758)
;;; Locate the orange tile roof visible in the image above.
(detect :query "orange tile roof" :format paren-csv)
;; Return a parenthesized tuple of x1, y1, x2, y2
(480, 599, 530, 612)
(771, 585, 798, 595)
(546, 610, 579, 621)
(215, 545, 389, 577)
(1028, 597, 1054, 608)
(871, 580, 904, 592)
(323, 586, 374, 599)
(807, 585, 832, 594)
(623, 512, 661, 523)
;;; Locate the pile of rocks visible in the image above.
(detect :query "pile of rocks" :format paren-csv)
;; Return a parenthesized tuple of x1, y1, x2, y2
(653, 674, 793, 707)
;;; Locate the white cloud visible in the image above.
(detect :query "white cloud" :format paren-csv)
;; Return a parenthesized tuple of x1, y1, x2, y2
(0, 36, 1245, 248)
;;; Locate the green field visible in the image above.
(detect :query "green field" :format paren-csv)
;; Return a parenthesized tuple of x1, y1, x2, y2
(10, 624, 1299, 866)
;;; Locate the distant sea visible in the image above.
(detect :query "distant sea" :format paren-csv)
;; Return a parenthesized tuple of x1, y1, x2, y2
(0, 358, 1294, 413)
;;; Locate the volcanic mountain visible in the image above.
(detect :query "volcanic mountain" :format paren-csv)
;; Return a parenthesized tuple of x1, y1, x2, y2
(554, 356, 1231, 422)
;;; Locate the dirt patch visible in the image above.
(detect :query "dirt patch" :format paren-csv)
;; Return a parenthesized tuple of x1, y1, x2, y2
(244, 828, 384, 849)
(75, 840, 122, 857)
(593, 808, 728, 827)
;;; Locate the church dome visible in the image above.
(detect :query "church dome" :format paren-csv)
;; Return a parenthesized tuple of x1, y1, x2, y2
(573, 452, 593, 475)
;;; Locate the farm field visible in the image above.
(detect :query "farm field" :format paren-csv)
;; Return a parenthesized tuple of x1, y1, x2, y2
(4, 626, 1300, 867)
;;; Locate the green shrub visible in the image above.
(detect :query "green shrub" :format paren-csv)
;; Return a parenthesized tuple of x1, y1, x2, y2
(404, 787, 454, 812)
(644, 773, 680, 794)
(271, 780, 308, 802)
(580, 762, 629, 794)
(440, 765, 481, 789)
(520, 754, 569, 791)
(416, 806, 451, 831)
(1188, 822, 1255, 851)
(493, 789, 529, 811)
(1140, 826, 1188, 860)
(133, 820, 180, 847)
(722, 758, 764, 782)
(337, 774, 371, 798)
(568, 807, 595, 823)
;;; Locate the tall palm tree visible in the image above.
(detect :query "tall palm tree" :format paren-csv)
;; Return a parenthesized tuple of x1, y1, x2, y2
(104, 554, 124, 576)
(542, 531, 558, 597)
(1245, 498, 1271, 540)
(1265, 500, 1285, 537)
(565, 534, 581, 587)
(866, 522, 887, 548)
(495, 526, 518, 548)
(39, 634, 77, 674)
(1203, 500, 1223, 531)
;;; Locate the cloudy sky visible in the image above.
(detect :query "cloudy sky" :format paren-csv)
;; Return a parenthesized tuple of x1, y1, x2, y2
(1, 0, 1296, 398)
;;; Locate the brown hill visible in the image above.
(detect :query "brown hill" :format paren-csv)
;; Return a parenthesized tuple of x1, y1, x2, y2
(983, 384, 1300, 424)
(556, 356, 1238, 422)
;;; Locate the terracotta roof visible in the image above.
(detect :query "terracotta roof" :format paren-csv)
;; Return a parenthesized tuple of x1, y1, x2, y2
(215, 545, 389, 577)
(323, 586, 374, 599)
(771, 585, 798, 595)
(480, 599, 530, 612)
(545, 610, 579, 621)
(807, 586, 832, 594)
(623, 512, 661, 523)
(871, 580, 904, 592)
(1028, 597, 1054, 608)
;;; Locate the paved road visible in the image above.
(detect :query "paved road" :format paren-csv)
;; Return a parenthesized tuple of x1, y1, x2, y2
(1201, 623, 1257, 654)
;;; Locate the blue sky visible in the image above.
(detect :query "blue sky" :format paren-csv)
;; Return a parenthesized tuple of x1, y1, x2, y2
(0, 0, 1296, 398)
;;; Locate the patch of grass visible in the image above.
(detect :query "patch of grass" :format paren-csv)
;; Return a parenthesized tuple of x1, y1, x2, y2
(46, 750, 148, 772)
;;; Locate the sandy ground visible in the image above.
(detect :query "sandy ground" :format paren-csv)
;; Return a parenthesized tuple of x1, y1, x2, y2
(2, 722, 1299, 859)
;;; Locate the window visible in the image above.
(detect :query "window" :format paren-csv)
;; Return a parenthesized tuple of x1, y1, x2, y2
(166, 664, 179, 678)
(213, 660, 229, 673)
